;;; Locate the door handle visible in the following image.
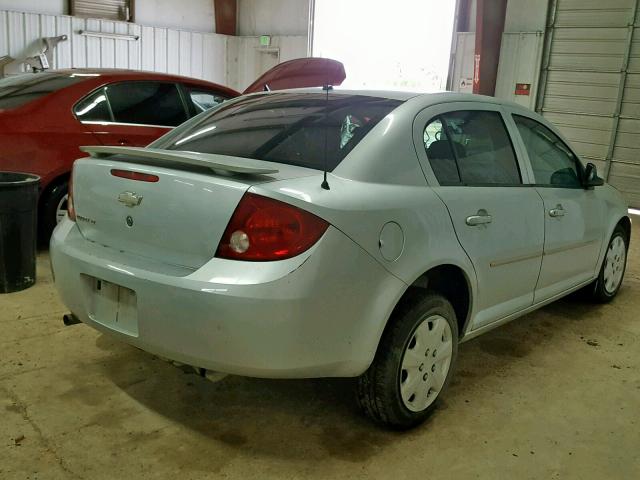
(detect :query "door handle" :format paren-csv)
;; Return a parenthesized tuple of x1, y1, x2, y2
(549, 204, 565, 217)
(466, 209, 493, 226)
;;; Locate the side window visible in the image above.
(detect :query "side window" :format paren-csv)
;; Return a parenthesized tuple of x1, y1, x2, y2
(74, 88, 112, 122)
(105, 82, 188, 126)
(513, 115, 582, 188)
(183, 85, 228, 114)
(423, 110, 521, 185)
(423, 118, 460, 184)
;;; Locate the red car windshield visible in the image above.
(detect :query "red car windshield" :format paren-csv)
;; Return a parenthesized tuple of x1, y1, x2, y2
(0, 72, 84, 110)
(167, 92, 403, 171)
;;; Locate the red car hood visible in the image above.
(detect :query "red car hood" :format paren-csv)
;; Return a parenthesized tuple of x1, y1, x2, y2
(243, 58, 346, 94)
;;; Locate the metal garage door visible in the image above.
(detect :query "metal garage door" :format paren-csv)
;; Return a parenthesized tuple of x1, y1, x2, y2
(536, 0, 640, 206)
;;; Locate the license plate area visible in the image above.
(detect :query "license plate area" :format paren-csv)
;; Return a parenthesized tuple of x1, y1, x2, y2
(82, 275, 138, 337)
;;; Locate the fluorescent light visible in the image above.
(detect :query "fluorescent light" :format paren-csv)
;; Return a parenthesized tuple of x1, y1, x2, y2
(628, 208, 640, 216)
(79, 30, 139, 41)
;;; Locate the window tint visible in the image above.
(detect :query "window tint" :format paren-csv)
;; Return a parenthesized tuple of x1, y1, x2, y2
(74, 88, 111, 122)
(184, 85, 228, 114)
(513, 115, 582, 187)
(0, 72, 83, 110)
(167, 93, 402, 171)
(105, 82, 187, 126)
(424, 110, 521, 185)
(423, 118, 461, 184)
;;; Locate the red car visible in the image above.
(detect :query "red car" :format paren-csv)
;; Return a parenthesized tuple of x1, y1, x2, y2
(0, 58, 345, 238)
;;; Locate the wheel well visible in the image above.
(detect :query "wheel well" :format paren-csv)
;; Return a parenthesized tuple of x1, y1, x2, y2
(617, 216, 631, 246)
(38, 173, 69, 211)
(403, 265, 471, 338)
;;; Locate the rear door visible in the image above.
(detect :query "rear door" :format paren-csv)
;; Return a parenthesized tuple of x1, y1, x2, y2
(509, 113, 606, 301)
(414, 103, 544, 329)
(75, 81, 188, 147)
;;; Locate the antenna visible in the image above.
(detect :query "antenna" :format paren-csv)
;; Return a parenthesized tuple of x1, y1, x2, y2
(320, 83, 332, 190)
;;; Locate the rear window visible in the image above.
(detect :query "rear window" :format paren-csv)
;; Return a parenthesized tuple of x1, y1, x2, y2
(167, 92, 402, 171)
(0, 73, 83, 110)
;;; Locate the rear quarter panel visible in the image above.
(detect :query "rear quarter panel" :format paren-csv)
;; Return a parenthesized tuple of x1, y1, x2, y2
(253, 97, 478, 334)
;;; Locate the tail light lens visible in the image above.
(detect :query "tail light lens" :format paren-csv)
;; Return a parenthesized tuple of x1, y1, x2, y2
(67, 167, 76, 221)
(216, 193, 329, 261)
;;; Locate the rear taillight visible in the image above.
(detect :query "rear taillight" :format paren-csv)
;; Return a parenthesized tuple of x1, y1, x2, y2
(216, 193, 329, 261)
(67, 167, 76, 221)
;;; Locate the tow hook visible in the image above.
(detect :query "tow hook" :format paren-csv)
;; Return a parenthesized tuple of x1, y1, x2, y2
(62, 313, 81, 326)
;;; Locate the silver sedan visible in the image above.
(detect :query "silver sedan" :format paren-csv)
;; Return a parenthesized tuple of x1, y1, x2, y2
(51, 89, 630, 428)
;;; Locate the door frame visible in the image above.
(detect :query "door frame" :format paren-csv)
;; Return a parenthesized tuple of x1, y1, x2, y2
(412, 101, 536, 187)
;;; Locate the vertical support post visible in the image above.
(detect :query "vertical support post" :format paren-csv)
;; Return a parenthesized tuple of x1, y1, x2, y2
(308, 0, 316, 57)
(215, 0, 237, 36)
(535, 0, 559, 113)
(604, 0, 639, 181)
(473, 0, 508, 96)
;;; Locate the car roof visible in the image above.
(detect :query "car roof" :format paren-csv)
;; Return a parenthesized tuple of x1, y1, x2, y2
(258, 87, 533, 111)
(46, 68, 239, 94)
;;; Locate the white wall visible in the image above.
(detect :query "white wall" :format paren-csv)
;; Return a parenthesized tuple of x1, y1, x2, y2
(0, 8, 307, 91)
(228, 34, 307, 90)
(0, 0, 216, 32)
(135, 0, 215, 32)
(0, 0, 66, 15)
(238, 0, 309, 35)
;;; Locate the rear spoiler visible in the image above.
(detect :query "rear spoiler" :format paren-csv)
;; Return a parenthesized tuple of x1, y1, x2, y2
(79, 146, 279, 175)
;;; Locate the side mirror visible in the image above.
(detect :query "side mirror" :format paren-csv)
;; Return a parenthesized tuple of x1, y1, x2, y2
(584, 162, 604, 188)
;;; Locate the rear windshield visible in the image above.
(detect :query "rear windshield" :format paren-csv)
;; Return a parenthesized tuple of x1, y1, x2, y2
(0, 72, 83, 110)
(167, 92, 403, 171)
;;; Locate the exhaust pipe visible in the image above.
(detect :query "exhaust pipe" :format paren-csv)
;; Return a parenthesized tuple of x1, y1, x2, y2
(62, 313, 81, 326)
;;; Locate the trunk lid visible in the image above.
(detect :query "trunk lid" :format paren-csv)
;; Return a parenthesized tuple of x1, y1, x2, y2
(242, 58, 346, 94)
(72, 147, 316, 270)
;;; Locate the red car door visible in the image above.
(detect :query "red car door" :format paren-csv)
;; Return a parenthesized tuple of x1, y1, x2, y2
(76, 81, 187, 147)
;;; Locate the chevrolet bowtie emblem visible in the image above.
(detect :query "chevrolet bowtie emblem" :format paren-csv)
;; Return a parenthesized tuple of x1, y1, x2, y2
(118, 191, 143, 207)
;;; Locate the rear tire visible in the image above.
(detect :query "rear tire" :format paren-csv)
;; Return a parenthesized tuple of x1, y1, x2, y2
(588, 226, 628, 303)
(356, 293, 458, 429)
(40, 181, 68, 242)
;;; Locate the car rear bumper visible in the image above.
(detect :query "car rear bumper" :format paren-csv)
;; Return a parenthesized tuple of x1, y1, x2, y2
(50, 218, 406, 378)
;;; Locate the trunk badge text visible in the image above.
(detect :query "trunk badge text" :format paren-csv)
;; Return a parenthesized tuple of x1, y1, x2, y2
(126, 215, 134, 227)
(118, 191, 143, 207)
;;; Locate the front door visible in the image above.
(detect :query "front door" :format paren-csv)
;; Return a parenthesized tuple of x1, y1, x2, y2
(511, 114, 605, 301)
(415, 105, 544, 329)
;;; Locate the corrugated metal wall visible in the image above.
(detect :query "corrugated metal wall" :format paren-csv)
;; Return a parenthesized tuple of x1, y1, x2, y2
(537, 0, 640, 206)
(0, 9, 307, 91)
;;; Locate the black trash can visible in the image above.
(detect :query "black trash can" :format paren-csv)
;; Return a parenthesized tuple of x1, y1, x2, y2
(0, 172, 40, 293)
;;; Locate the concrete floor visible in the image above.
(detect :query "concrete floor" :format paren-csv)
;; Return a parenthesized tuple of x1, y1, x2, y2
(2, 226, 639, 480)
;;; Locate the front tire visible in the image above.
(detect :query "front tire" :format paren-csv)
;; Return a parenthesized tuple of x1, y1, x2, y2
(589, 226, 628, 303)
(357, 293, 458, 429)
